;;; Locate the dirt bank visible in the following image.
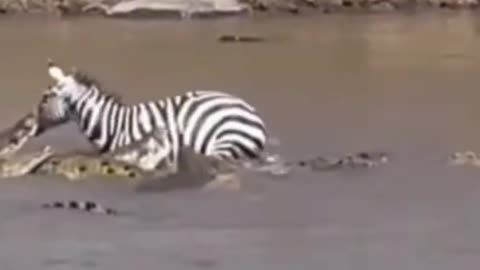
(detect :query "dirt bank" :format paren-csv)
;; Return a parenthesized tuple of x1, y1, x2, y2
(0, 0, 478, 18)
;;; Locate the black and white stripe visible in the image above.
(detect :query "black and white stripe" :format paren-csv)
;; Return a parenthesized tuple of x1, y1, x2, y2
(39, 61, 268, 170)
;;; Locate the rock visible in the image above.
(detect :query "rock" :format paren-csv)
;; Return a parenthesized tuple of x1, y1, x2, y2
(287, 1, 299, 12)
(251, 0, 268, 10)
(301, 0, 318, 8)
(341, 0, 354, 7)
(82, 0, 251, 18)
(431, 0, 478, 8)
(369, 0, 396, 11)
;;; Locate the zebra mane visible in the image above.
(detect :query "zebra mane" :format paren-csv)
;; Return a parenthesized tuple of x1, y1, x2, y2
(72, 70, 124, 104)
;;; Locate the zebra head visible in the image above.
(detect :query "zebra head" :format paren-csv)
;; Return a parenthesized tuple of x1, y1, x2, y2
(32, 60, 81, 135)
(46, 58, 90, 102)
(37, 87, 70, 126)
(45, 59, 123, 106)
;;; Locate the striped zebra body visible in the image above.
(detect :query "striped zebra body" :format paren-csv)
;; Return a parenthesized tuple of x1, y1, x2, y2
(38, 61, 268, 171)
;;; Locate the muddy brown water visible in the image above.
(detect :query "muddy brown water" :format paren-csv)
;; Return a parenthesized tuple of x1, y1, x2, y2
(2, 12, 480, 269)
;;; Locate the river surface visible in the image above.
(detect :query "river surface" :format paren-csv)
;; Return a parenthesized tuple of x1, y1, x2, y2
(1, 12, 480, 270)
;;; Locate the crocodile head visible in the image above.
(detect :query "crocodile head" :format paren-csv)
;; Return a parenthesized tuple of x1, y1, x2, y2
(0, 112, 40, 159)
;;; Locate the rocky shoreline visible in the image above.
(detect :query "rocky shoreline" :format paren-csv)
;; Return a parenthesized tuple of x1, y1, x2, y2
(0, 0, 478, 18)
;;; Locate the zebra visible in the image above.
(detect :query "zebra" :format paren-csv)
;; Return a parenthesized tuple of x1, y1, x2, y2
(36, 59, 269, 172)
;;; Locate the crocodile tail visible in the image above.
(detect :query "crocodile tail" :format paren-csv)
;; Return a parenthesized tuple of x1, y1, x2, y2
(41, 200, 117, 215)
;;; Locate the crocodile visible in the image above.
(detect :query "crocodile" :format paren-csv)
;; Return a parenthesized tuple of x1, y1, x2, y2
(301, 151, 390, 171)
(244, 150, 391, 176)
(0, 108, 119, 215)
(0, 145, 54, 178)
(0, 107, 64, 178)
(3, 108, 387, 176)
(29, 125, 175, 181)
(448, 150, 480, 167)
(0, 111, 47, 160)
(31, 151, 148, 181)
(0, 105, 126, 215)
(0, 103, 155, 181)
(137, 148, 391, 192)
(41, 200, 118, 215)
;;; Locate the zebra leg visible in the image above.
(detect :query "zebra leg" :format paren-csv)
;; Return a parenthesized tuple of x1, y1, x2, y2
(111, 127, 172, 172)
(200, 155, 243, 192)
(138, 127, 174, 172)
(202, 172, 242, 192)
(137, 146, 172, 172)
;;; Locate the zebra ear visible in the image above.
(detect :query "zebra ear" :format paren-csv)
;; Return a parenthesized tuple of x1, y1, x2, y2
(47, 58, 67, 83)
(70, 66, 78, 75)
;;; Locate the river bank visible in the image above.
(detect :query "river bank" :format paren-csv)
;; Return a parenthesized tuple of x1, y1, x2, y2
(0, 0, 478, 19)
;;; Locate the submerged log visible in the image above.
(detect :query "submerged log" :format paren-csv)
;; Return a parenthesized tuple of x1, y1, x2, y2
(218, 34, 265, 42)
